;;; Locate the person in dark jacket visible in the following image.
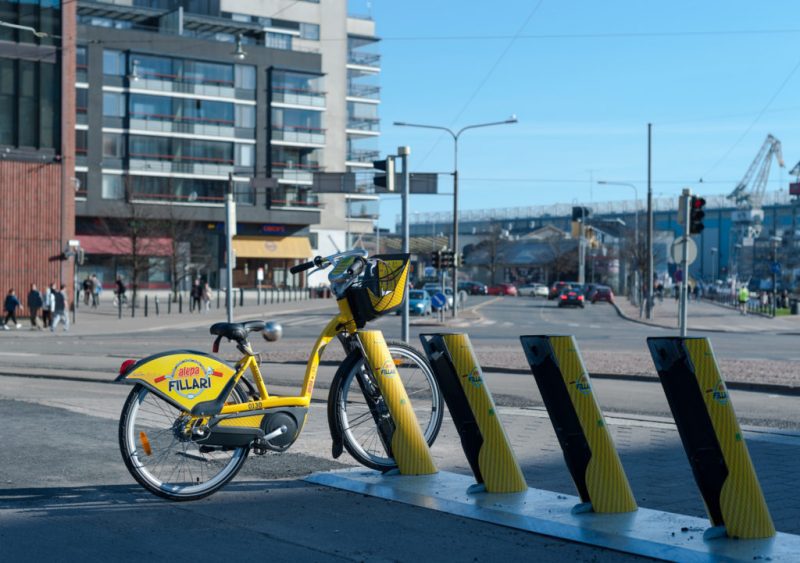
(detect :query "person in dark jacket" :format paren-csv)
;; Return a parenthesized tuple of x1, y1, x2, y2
(27, 284, 43, 329)
(4, 288, 23, 330)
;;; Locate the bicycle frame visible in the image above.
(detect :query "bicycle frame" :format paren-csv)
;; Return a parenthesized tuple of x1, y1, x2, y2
(218, 313, 349, 415)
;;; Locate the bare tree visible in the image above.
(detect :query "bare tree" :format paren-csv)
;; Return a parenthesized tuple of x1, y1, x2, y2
(544, 237, 578, 283)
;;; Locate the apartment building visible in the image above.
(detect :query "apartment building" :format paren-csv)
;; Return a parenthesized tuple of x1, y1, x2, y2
(69, 0, 379, 290)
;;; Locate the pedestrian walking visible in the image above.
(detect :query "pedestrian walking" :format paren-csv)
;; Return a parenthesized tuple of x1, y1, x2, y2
(190, 278, 203, 313)
(27, 284, 43, 329)
(114, 276, 127, 306)
(51, 284, 69, 332)
(91, 274, 101, 307)
(41, 283, 55, 328)
(82, 275, 92, 306)
(3, 289, 23, 330)
(738, 285, 749, 316)
(202, 282, 212, 313)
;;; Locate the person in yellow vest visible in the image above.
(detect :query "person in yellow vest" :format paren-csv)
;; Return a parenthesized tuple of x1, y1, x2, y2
(738, 285, 750, 315)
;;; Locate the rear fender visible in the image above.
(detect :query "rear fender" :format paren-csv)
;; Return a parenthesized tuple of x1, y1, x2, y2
(117, 350, 238, 415)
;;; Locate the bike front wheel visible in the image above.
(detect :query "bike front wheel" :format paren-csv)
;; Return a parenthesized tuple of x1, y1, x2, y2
(329, 341, 443, 471)
(119, 383, 249, 501)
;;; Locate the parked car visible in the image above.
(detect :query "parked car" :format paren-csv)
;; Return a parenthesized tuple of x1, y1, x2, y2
(487, 283, 518, 296)
(517, 283, 548, 298)
(407, 289, 432, 316)
(591, 285, 615, 304)
(557, 288, 585, 308)
(459, 281, 488, 295)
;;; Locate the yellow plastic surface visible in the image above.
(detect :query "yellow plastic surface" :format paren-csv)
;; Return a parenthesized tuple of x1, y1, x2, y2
(124, 352, 236, 412)
(550, 336, 637, 513)
(441, 334, 527, 493)
(358, 331, 437, 475)
(684, 338, 775, 538)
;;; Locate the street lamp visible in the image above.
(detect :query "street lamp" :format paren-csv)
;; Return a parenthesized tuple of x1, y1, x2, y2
(598, 181, 640, 303)
(394, 116, 518, 317)
(770, 235, 782, 316)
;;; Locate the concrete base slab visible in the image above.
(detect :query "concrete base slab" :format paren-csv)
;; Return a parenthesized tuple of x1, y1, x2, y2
(306, 469, 800, 562)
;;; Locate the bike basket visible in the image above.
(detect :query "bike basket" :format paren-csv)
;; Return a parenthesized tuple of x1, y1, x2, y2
(346, 253, 410, 327)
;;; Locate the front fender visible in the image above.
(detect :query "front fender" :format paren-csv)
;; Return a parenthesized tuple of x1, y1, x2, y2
(117, 350, 238, 415)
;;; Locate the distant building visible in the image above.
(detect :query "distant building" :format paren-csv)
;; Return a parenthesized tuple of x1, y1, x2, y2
(408, 191, 800, 288)
(3, 1, 381, 292)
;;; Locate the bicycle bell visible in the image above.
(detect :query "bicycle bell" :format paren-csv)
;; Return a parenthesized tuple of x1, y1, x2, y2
(262, 321, 283, 342)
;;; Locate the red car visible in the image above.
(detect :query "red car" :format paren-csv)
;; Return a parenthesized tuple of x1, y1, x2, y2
(487, 283, 518, 296)
(591, 286, 615, 304)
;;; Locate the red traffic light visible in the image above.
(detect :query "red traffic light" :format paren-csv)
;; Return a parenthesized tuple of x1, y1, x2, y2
(691, 197, 706, 209)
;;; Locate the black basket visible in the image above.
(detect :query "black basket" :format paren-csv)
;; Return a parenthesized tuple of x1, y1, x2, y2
(346, 253, 410, 328)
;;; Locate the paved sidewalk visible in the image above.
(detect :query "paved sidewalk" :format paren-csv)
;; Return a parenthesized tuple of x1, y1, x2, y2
(614, 296, 800, 334)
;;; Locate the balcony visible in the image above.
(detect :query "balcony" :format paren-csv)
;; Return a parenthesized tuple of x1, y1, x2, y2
(347, 197, 379, 220)
(272, 162, 321, 185)
(271, 86, 326, 109)
(346, 117, 380, 135)
(346, 149, 380, 167)
(347, 51, 381, 69)
(271, 188, 321, 209)
(129, 154, 234, 177)
(347, 83, 380, 101)
(128, 113, 249, 139)
(130, 72, 243, 101)
(271, 125, 325, 146)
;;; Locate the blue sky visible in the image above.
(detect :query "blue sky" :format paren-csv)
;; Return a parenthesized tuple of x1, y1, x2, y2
(358, 0, 800, 231)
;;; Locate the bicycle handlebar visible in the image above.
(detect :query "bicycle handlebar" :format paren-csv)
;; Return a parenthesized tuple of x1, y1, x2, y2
(290, 260, 316, 274)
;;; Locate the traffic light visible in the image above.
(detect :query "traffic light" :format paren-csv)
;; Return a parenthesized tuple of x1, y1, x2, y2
(440, 250, 455, 268)
(373, 156, 395, 192)
(431, 250, 441, 268)
(690, 196, 706, 234)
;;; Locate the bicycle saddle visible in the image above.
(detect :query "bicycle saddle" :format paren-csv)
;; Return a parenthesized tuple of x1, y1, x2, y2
(210, 320, 267, 342)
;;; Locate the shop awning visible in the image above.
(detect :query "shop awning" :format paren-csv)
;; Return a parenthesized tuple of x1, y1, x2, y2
(232, 236, 313, 260)
(78, 235, 173, 256)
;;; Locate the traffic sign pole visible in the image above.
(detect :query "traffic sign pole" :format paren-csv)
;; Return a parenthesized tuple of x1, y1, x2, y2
(680, 188, 691, 337)
(399, 146, 410, 344)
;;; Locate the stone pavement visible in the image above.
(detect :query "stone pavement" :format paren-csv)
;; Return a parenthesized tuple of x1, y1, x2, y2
(614, 295, 800, 335)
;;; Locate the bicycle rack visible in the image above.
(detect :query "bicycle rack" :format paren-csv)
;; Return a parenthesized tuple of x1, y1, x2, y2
(357, 330, 437, 476)
(647, 336, 775, 539)
(420, 333, 526, 494)
(520, 335, 637, 514)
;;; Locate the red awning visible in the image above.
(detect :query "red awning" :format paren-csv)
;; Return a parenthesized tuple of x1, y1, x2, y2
(78, 235, 173, 257)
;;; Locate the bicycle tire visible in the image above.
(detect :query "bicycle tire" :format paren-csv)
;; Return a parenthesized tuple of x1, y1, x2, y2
(119, 382, 249, 501)
(328, 341, 443, 471)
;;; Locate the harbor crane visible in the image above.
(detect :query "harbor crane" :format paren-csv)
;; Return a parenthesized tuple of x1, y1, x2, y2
(727, 134, 784, 240)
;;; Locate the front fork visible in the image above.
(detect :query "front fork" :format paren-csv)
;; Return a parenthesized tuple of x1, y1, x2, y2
(330, 334, 395, 460)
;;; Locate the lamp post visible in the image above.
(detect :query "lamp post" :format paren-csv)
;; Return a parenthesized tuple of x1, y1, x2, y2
(770, 236, 782, 317)
(394, 116, 518, 317)
(710, 247, 718, 283)
(598, 181, 640, 302)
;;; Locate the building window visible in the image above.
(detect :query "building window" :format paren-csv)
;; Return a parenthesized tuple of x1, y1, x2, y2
(102, 174, 125, 200)
(265, 32, 292, 50)
(0, 58, 15, 146)
(300, 23, 319, 41)
(0, 57, 59, 150)
(103, 133, 124, 158)
(76, 130, 88, 155)
(235, 105, 255, 129)
(103, 92, 125, 117)
(235, 144, 254, 167)
(103, 50, 126, 76)
(235, 65, 256, 90)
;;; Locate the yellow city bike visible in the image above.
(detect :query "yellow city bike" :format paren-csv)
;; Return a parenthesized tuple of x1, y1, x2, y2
(116, 250, 443, 501)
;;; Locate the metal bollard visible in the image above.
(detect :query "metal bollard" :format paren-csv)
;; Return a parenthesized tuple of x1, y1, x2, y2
(167, 296, 171, 314)
(144, 295, 148, 317)
(155, 295, 159, 316)
(239, 287, 244, 307)
(131, 294, 135, 318)
(216, 289, 220, 309)
(179, 294, 183, 314)
(257, 288, 261, 306)
(118, 295, 122, 319)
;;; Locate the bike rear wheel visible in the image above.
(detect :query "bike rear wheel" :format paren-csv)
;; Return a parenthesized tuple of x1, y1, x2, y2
(329, 341, 443, 471)
(119, 383, 249, 501)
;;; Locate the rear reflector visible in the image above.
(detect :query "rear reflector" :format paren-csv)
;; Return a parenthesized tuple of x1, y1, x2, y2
(119, 359, 136, 376)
